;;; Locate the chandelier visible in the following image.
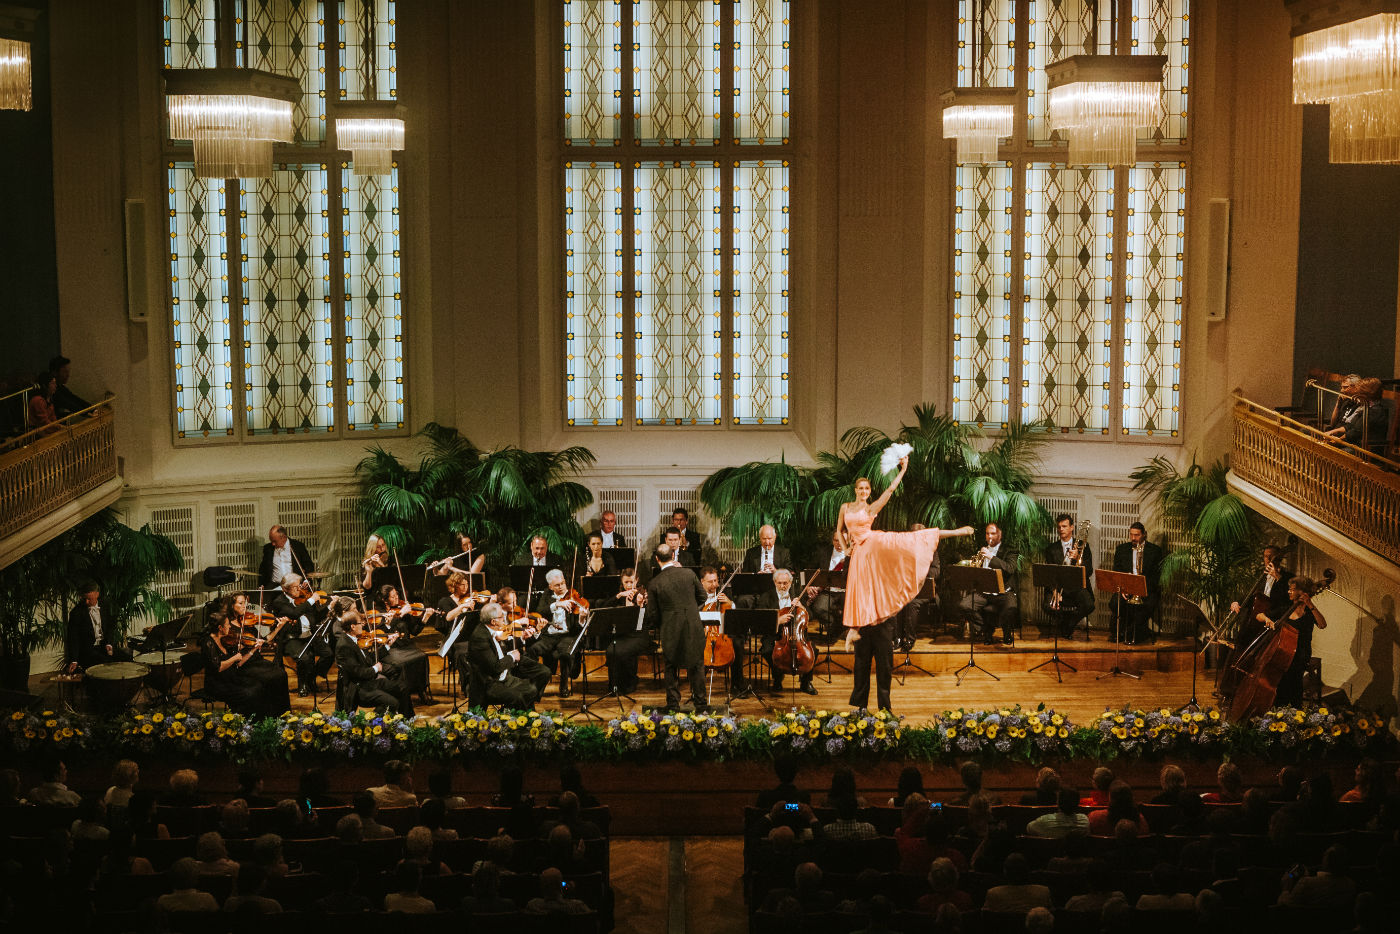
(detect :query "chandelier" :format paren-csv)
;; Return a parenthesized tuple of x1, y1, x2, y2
(1290, 0, 1400, 164)
(334, 101, 406, 176)
(1046, 54, 1167, 166)
(941, 88, 1017, 163)
(0, 5, 38, 112)
(165, 68, 300, 179)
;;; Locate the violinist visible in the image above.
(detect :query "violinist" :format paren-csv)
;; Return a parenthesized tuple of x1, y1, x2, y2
(437, 571, 491, 687)
(361, 534, 390, 591)
(526, 570, 589, 698)
(375, 585, 434, 705)
(644, 544, 707, 712)
(201, 602, 290, 717)
(581, 532, 617, 577)
(1257, 575, 1327, 707)
(467, 602, 551, 710)
(741, 568, 817, 696)
(699, 567, 744, 690)
(334, 610, 413, 716)
(266, 574, 334, 698)
(602, 570, 651, 696)
(431, 532, 487, 577)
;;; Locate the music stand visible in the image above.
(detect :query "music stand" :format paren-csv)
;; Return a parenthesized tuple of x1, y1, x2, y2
(603, 547, 636, 572)
(576, 606, 637, 716)
(562, 612, 604, 723)
(368, 565, 401, 596)
(727, 572, 774, 599)
(136, 613, 195, 706)
(509, 565, 557, 599)
(892, 576, 937, 684)
(802, 570, 852, 682)
(580, 575, 622, 603)
(724, 607, 777, 704)
(1094, 569, 1146, 680)
(1174, 595, 1211, 712)
(943, 565, 1004, 684)
(1030, 564, 1087, 681)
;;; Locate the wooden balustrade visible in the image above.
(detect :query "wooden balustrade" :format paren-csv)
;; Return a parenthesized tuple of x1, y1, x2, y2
(0, 403, 118, 540)
(1232, 393, 1400, 565)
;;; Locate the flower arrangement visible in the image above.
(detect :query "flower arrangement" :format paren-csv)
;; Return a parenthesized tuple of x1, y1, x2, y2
(114, 707, 248, 758)
(5, 707, 89, 754)
(433, 710, 573, 760)
(765, 709, 902, 758)
(1092, 706, 1229, 758)
(606, 708, 739, 758)
(1247, 704, 1386, 758)
(933, 706, 1077, 761)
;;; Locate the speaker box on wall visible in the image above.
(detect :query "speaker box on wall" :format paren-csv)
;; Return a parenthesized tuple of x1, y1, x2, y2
(1205, 197, 1231, 322)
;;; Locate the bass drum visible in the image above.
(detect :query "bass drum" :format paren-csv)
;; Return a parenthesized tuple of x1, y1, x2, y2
(85, 661, 150, 710)
(133, 651, 181, 694)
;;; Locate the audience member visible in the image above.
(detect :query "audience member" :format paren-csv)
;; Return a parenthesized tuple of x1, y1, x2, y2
(1272, 765, 1304, 803)
(851, 894, 896, 934)
(835, 867, 884, 918)
(540, 789, 603, 840)
(1151, 764, 1187, 805)
(889, 766, 925, 807)
(461, 861, 517, 914)
(1170, 792, 1208, 835)
(223, 863, 283, 915)
(756, 754, 808, 809)
(334, 813, 364, 844)
(162, 768, 204, 807)
(1025, 906, 1054, 934)
(1106, 818, 1155, 871)
(982, 853, 1051, 912)
(931, 902, 963, 933)
(195, 831, 239, 876)
(953, 760, 999, 804)
(368, 759, 417, 807)
(0, 767, 24, 805)
(524, 866, 591, 915)
(236, 768, 279, 808)
(1277, 845, 1357, 909)
(1089, 781, 1149, 836)
(312, 861, 372, 913)
(417, 797, 459, 842)
(491, 764, 538, 838)
(155, 858, 219, 914)
(126, 791, 169, 839)
(1340, 758, 1387, 807)
(383, 863, 436, 914)
(250, 833, 289, 878)
(26, 371, 58, 432)
(424, 767, 468, 809)
(1135, 863, 1196, 912)
(352, 791, 397, 840)
(822, 794, 877, 841)
(821, 765, 868, 808)
(218, 799, 252, 839)
(1019, 767, 1060, 806)
(29, 759, 81, 807)
(47, 355, 93, 419)
(99, 829, 154, 877)
(916, 857, 973, 913)
(553, 762, 602, 808)
(103, 759, 139, 810)
(1237, 787, 1273, 835)
(760, 861, 838, 915)
(1063, 860, 1125, 913)
(70, 796, 110, 844)
(1080, 766, 1115, 808)
(402, 825, 451, 876)
(1201, 762, 1245, 803)
(1325, 377, 1388, 453)
(298, 766, 343, 808)
(1026, 787, 1089, 838)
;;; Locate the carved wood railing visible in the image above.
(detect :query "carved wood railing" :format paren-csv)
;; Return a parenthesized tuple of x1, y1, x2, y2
(0, 401, 118, 539)
(1232, 393, 1400, 565)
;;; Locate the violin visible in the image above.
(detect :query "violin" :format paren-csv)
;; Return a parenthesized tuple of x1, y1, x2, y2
(355, 629, 399, 650)
(294, 582, 328, 605)
(1228, 569, 1334, 721)
(219, 630, 263, 652)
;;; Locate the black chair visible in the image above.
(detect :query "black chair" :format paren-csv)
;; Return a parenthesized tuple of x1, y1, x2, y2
(180, 651, 221, 710)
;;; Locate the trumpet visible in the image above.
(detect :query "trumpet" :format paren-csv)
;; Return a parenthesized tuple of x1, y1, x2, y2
(1049, 520, 1091, 611)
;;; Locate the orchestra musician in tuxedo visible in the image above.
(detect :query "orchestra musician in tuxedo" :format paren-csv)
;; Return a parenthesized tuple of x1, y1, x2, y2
(516, 535, 564, 569)
(740, 568, 817, 695)
(742, 525, 793, 574)
(257, 525, 315, 589)
(468, 602, 551, 710)
(1111, 522, 1164, 644)
(598, 510, 628, 549)
(600, 569, 651, 695)
(959, 522, 1020, 645)
(1228, 545, 1295, 620)
(649, 527, 697, 577)
(334, 610, 413, 716)
(1041, 514, 1096, 639)
(266, 573, 335, 697)
(644, 544, 708, 711)
(527, 570, 588, 697)
(807, 530, 849, 642)
(64, 582, 132, 673)
(660, 508, 702, 566)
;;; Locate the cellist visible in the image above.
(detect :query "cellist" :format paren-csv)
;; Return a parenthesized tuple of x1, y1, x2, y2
(1219, 545, 1294, 701)
(740, 568, 817, 696)
(1255, 575, 1327, 708)
(699, 566, 740, 687)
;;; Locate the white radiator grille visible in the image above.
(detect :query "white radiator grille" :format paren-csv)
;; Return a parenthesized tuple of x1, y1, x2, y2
(148, 505, 197, 605)
(336, 496, 368, 583)
(1095, 500, 1140, 629)
(596, 489, 639, 545)
(214, 502, 259, 574)
(275, 498, 321, 559)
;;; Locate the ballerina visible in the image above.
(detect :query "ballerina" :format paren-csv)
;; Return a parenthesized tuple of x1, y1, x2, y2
(836, 449, 973, 711)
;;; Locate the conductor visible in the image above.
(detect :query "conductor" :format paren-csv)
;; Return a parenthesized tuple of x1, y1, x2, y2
(645, 543, 708, 712)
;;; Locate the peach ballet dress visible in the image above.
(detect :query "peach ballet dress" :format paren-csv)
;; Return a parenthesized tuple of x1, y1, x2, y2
(841, 505, 943, 629)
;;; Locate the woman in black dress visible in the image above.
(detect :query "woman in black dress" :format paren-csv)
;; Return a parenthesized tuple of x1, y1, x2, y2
(1258, 575, 1328, 707)
(201, 595, 290, 717)
(376, 584, 434, 704)
(581, 532, 616, 577)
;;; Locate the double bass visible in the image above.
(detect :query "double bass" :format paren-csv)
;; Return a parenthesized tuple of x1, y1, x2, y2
(1228, 569, 1333, 721)
(771, 570, 821, 679)
(1216, 543, 1294, 701)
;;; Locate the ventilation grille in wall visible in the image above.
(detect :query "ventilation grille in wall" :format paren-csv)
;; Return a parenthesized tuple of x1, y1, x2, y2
(336, 497, 367, 584)
(656, 488, 697, 556)
(147, 505, 197, 605)
(1156, 512, 1196, 637)
(276, 498, 321, 565)
(1095, 500, 1140, 630)
(595, 489, 639, 546)
(214, 502, 259, 573)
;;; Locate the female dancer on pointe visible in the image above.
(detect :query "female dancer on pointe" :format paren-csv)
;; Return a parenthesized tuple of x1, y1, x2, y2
(837, 451, 973, 712)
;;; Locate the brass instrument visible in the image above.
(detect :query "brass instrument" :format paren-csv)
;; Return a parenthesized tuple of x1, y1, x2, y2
(1049, 520, 1092, 611)
(1125, 543, 1146, 605)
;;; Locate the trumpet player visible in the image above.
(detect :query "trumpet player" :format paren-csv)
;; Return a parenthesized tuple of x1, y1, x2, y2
(1111, 522, 1163, 644)
(958, 522, 1020, 646)
(1041, 514, 1096, 639)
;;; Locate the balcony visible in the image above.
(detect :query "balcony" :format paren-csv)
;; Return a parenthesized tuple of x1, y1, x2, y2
(1228, 392, 1400, 584)
(0, 399, 123, 569)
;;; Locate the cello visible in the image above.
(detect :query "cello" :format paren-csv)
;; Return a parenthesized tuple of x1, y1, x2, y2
(1228, 569, 1333, 721)
(771, 569, 821, 680)
(702, 566, 738, 668)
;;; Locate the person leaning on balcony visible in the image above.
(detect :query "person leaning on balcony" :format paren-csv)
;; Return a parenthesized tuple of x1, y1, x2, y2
(1324, 377, 1388, 454)
(27, 370, 59, 432)
(1325, 373, 1361, 431)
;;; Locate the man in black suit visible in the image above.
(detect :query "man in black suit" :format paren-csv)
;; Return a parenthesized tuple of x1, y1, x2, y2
(257, 525, 316, 589)
(335, 612, 413, 716)
(1041, 514, 1096, 639)
(895, 524, 941, 648)
(644, 544, 708, 711)
(467, 603, 551, 710)
(64, 582, 131, 672)
(649, 527, 698, 577)
(1228, 545, 1295, 621)
(266, 573, 335, 697)
(1111, 522, 1164, 644)
(660, 508, 702, 566)
(807, 530, 848, 641)
(741, 568, 817, 695)
(527, 570, 588, 697)
(598, 510, 628, 548)
(516, 535, 564, 569)
(742, 525, 793, 574)
(959, 522, 1020, 645)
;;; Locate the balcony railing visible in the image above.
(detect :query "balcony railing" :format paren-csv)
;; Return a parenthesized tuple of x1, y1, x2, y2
(1232, 392, 1400, 565)
(0, 399, 119, 540)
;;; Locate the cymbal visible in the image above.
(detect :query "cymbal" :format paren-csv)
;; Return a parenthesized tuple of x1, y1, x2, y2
(233, 569, 260, 578)
(305, 571, 329, 580)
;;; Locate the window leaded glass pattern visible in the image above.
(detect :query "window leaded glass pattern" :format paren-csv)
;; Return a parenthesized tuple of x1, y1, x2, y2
(565, 162, 625, 426)
(238, 164, 334, 434)
(163, 0, 220, 69)
(1021, 163, 1114, 434)
(245, 0, 326, 144)
(339, 0, 398, 100)
(634, 161, 722, 424)
(1027, 0, 1111, 143)
(1122, 161, 1184, 437)
(561, 0, 792, 428)
(169, 163, 235, 439)
(732, 159, 788, 425)
(952, 163, 1013, 428)
(957, 0, 1016, 88)
(342, 166, 404, 431)
(1131, 0, 1189, 142)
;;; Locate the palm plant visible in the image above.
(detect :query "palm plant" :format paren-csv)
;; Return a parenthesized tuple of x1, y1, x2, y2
(354, 422, 596, 574)
(1130, 454, 1276, 638)
(699, 455, 823, 563)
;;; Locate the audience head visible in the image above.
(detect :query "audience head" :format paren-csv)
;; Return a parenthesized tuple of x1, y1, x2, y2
(1276, 765, 1302, 799)
(111, 759, 139, 789)
(299, 766, 330, 799)
(559, 762, 588, 796)
(1113, 818, 1140, 843)
(170, 768, 199, 797)
(251, 833, 283, 868)
(867, 894, 894, 928)
(1357, 376, 1383, 402)
(418, 797, 446, 830)
(472, 861, 501, 897)
(546, 823, 573, 855)
(405, 826, 434, 861)
(828, 765, 858, 799)
(1002, 852, 1030, 884)
(794, 861, 823, 894)
(895, 766, 924, 801)
(1091, 766, 1115, 794)
(41, 758, 67, 784)
(959, 760, 984, 793)
(486, 833, 515, 866)
(383, 759, 411, 788)
(1353, 757, 1386, 799)
(932, 902, 963, 933)
(195, 831, 228, 863)
(1035, 767, 1060, 797)
(557, 789, 582, 820)
(537, 867, 565, 899)
(1100, 895, 1132, 932)
(1215, 761, 1243, 796)
(334, 813, 364, 843)
(927, 856, 959, 893)
(832, 793, 859, 822)
(170, 857, 201, 891)
(1057, 787, 1080, 815)
(1025, 907, 1054, 934)
(1106, 780, 1137, 819)
(1321, 843, 1350, 875)
(220, 799, 250, 835)
(1159, 763, 1186, 793)
(272, 799, 302, 835)
(393, 861, 422, 895)
(353, 791, 378, 818)
(766, 824, 795, 852)
(772, 754, 799, 786)
(48, 356, 71, 383)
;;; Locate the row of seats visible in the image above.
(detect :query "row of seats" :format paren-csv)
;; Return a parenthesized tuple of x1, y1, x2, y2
(91, 909, 601, 934)
(751, 905, 1353, 934)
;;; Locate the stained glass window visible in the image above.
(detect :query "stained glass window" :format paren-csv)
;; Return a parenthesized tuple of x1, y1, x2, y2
(169, 163, 235, 439)
(1022, 164, 1114, 434)
(952, 163, 1013, 427)
(957, 0, 1015, 88)
(339, 0, 397, 100)
(163, 0, 221, 69)
(634, 161, 722, 424)
(245, 0, 326, 144)
(1122, 161, 1184, 436)
(238, 164, 334, 434)
(561, 0, 792, 428)
(564, 0, 623, 145)
(565, 162, 625, 426)
(733, 0, 789, 144)
(1131, 0, 1190, 142)
(1027, 0, 1111, 143)
(732, 160, 788, 424)
(342, 166, 404, 431)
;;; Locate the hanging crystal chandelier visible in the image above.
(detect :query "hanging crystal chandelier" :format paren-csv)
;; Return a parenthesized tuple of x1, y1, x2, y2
(165, 68, 300, 179)
(941, 88, 1017, 163)
(334, 101, 406, 176)
(1046, 54, 1167, 166)
(1289, 0, 1400, 164)
(0, 6, 38, 112)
